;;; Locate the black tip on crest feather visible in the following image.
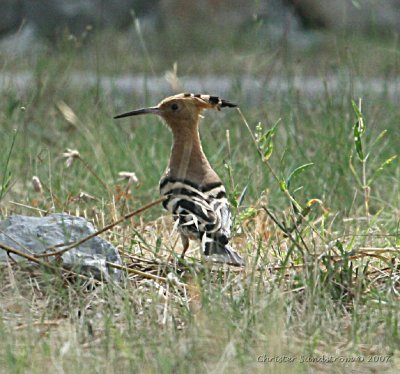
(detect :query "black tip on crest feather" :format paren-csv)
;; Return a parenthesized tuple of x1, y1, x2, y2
(191, 94, 237, 108)
(209, 96, 220, 104)
(220, 100, 237, 108)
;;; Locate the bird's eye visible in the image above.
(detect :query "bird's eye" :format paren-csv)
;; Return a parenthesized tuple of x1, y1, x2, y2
(171, 103, 178, 111)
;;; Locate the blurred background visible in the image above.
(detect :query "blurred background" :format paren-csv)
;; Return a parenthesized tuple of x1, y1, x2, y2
(0, 0, 399, 217)
(5, 0, 400, 41)
(1, 0, 400, 77)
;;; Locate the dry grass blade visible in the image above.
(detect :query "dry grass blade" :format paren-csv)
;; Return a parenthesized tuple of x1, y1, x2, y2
(106, 261, 174, 284)
(14, 320, 63, 331)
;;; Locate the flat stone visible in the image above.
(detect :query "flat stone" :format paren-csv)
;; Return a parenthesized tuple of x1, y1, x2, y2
(0, 213, 122, 281)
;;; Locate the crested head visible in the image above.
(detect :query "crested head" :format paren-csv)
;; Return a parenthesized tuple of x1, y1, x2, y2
(114, 93, 237, 129)
(159, 93, 237, 111)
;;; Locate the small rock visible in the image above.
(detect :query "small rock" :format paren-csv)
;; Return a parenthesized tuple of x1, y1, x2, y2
(0, 213, 122, 281)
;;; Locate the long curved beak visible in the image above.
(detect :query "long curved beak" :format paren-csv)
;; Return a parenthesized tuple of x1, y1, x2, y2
(114, 107, 160, 119)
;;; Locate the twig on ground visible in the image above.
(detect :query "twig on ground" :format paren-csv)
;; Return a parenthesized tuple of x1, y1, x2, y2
(0, 242, 99, 283)
(106, 261, 170, 283)
(35, 196, 166, 258)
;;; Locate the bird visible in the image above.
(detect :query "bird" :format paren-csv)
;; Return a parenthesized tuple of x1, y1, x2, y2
(114, 93, 244, 267)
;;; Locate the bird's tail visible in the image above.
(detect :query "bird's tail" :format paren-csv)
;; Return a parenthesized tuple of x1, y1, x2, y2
(202, 234, 245, 267)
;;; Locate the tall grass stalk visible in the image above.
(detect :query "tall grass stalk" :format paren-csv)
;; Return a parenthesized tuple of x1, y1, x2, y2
(0, 128, 18, 204)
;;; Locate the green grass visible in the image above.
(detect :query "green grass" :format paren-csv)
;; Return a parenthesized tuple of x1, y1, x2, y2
(1, 21, 400, 373)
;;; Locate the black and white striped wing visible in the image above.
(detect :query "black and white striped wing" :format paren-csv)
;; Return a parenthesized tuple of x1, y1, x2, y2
(160, 179, 218, 238)
(204, 185, 232, 237)
(166, 194, 218, 239)
(160, 177, 244, 266)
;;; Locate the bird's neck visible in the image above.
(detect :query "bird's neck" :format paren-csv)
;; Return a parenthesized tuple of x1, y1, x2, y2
(168, 125, 220, 185)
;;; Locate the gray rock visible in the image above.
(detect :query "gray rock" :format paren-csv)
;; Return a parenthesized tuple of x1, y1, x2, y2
(0, 213, 122, 281)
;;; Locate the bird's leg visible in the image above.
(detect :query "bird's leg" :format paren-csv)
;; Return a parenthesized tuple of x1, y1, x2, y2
(180, 234, 190, 259)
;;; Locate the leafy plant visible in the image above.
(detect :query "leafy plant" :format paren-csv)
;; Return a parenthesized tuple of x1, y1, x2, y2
(349, 99, 397, 219)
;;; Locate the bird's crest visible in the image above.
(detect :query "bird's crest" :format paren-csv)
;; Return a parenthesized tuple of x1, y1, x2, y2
(171, 93, 237, 111)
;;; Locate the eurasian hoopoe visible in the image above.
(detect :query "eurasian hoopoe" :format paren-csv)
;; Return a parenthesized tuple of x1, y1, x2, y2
(114, 93, 244, 267)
